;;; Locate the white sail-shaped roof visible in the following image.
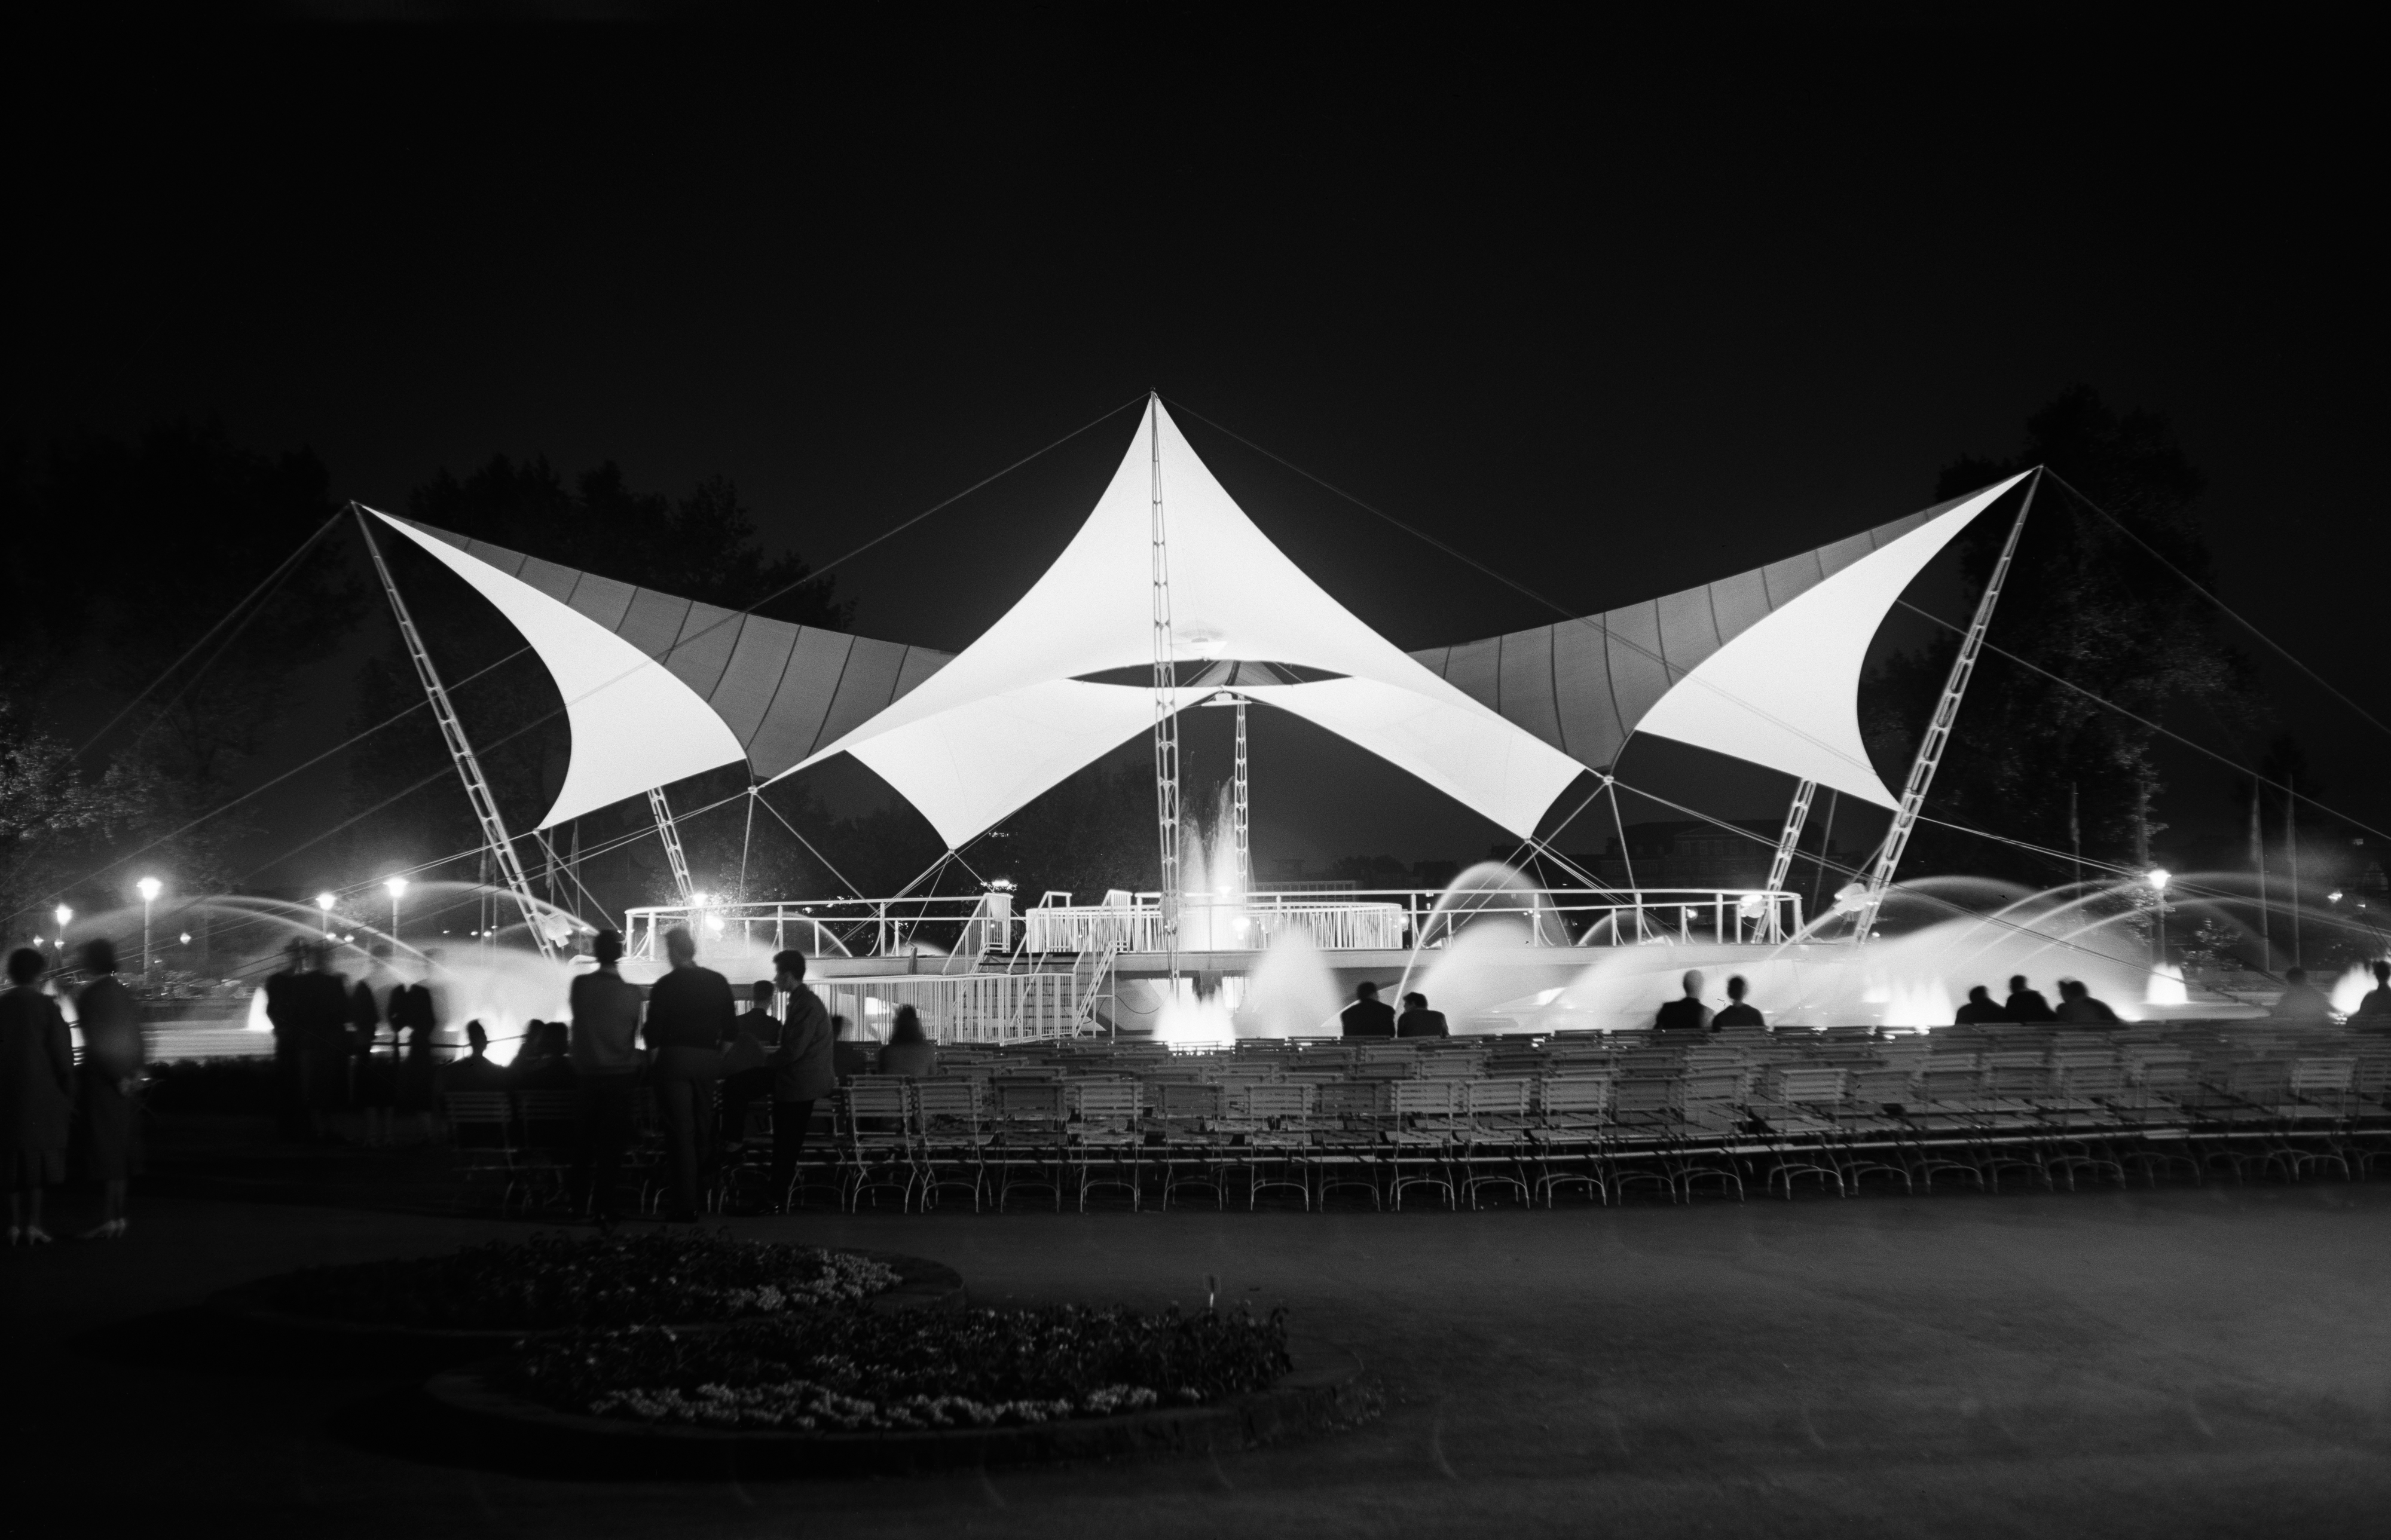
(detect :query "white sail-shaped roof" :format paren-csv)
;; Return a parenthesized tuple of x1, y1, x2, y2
(772, 400, 1589, 844)
(1630, 472, 2029, 806)
(366, 403, 2029, 846)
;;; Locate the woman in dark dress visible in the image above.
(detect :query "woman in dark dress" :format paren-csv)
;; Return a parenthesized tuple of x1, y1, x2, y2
(73, 939, 142, 1238)
(1, 947, 75, 1246)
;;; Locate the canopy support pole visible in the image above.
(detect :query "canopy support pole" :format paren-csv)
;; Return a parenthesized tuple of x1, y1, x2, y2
(649, 786, 698, 907)
(354, 506, 556, 960)
(1147, 393, 1182, 981)
(1232, 697, 1252, 896)
(1765, 779, 1817, 896)
(1854, 470, 2041, 940)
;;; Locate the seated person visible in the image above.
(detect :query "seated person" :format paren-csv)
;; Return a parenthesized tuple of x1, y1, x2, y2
(2351, 961, 2391, 1028)
(443, 1020, 510, 1091)
(1712, 975, 1763, 1028)
(2002, 975, 2056, 1024)
(830, 1015, 877, 1080)
(880, 1005, 937, 1077)
(1653, 970, 1713, 1033)
(1395, 992, 1450, 1038)
(2052, 978, 2121, 1025)
(1340, 982, 1396, 1037)
(506, 1020, 577, 1091)
(2269, 967, 2335, 1024)
(719, 981, 779, 1146)
(1953, 985, 2008, 1025)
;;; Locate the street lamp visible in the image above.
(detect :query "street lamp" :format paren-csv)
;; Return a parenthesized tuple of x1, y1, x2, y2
(316, 891, 336, 939)
(385, 876, 409, 942)
(54, 904, 72, 950)
(136, 877, 162, 976)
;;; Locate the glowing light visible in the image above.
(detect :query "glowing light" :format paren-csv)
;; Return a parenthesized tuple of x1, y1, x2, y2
(55, 904, 72, 930)
(178, 932, 191, 945)
(2147, 868, 2170, 893)
(136, 876, 162, 902)
(316, 892, 336, 911)
(385, 877, 409, 898)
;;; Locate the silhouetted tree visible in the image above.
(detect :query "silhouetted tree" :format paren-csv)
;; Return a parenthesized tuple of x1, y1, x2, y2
(1861, 387, 2255, 884)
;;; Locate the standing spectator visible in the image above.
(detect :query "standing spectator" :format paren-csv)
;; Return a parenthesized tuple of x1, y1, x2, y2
(1654, 971, 1713, 1033)
(350, 959, 390, 1147)
(881, 1005, 937, 1077)
(74, 940, 141, 1239)
(1713, 975, 1765, 1029)
(1339, 981, 1396, 1038)
(293, 942, 353, 1142)
(2269, 967, 2335, 1024)
(1395, 992, 1450, 1038)
(567, 930, 643, 1220)
(718, 982, 778, 1153)
(768, 950, 833, 1212)
(2003, 975, 2056, 1024)
(389, 953, 441, 1143)
(2053, 978, 2121, 1025)
(1, 948, 75, 1245)
(263, 938, 308, 1140)
(643, 926, 734, 1221)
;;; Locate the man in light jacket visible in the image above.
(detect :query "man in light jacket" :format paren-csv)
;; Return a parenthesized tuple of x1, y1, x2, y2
(768, 949, 834, 1213)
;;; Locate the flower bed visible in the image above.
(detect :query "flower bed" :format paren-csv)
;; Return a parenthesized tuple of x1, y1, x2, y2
(270, 1232, 901, 1332)
(500, 1303, 1293, 1433)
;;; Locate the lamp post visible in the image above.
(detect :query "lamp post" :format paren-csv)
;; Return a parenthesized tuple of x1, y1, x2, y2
(136, 877, 162, 976)
(54, 904, 72, 951)
(385, 877, 409, 943)
(316, 891, 336, 940)
(2147, 868, 2171, 971)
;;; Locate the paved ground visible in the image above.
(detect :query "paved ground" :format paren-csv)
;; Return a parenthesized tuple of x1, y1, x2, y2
(7, 1128, 2388, 1538)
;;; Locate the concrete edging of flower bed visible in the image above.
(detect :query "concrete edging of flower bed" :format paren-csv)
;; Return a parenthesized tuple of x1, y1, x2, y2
(204, 1248, 964, 1372)
(420, 1360, 1381, 1476)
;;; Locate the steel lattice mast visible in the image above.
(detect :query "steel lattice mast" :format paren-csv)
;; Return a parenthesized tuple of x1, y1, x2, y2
(354, 506, 557, 959)
(1147, 393, 1182, 979)
(1765, 778, 1817, 895)
(1231, 696, 1252, 896)
(647, 786, 698, 904)
(1852, 469, 2042, 939)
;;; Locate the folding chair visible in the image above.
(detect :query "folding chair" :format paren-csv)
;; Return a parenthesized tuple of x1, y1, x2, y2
(1070, 1080, 1145, 1211)
(1757, 1067, 1848, 1198)
(1154, 1081, 1233, 1209)
(1387, 1080, 1460, 1210)
(912, 1079, 988, 1211)
(442, 1092, 520, 1211)
(1242, 1083, 1316, 1209)
(1459, 1078, 1534, 1207)
(841, 1082, 916, 1211)
(513, 1089, 584, 1213)
(990, 1079, 1069, 1211)
(1531, 1074, 1611, 1206)
(1311, 1079, 1387, 1208)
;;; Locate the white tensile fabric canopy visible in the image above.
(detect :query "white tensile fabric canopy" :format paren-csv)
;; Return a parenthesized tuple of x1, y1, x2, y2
(369, 406, 2028, 843)
(766, 402, 1591, 844)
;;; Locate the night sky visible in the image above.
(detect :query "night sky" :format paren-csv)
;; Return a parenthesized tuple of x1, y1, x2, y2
(11, 12, 2382, 886)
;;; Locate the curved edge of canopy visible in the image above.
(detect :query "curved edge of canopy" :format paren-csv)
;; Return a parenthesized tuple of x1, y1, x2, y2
(367, 509, 747, 828)
(1631, 471, 2034, 808)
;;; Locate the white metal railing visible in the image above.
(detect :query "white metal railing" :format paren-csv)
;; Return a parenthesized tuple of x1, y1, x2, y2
(1021, 887, 1805, 951)
(814, 969, 1091, 1045)
(624, 892, 1012, 963)
(628, 885, 1803, 959)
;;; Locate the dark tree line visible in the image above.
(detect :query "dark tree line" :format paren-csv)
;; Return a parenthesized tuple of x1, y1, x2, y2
(0, 422, 360, 936)
(1860, 387, 2258, 885)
